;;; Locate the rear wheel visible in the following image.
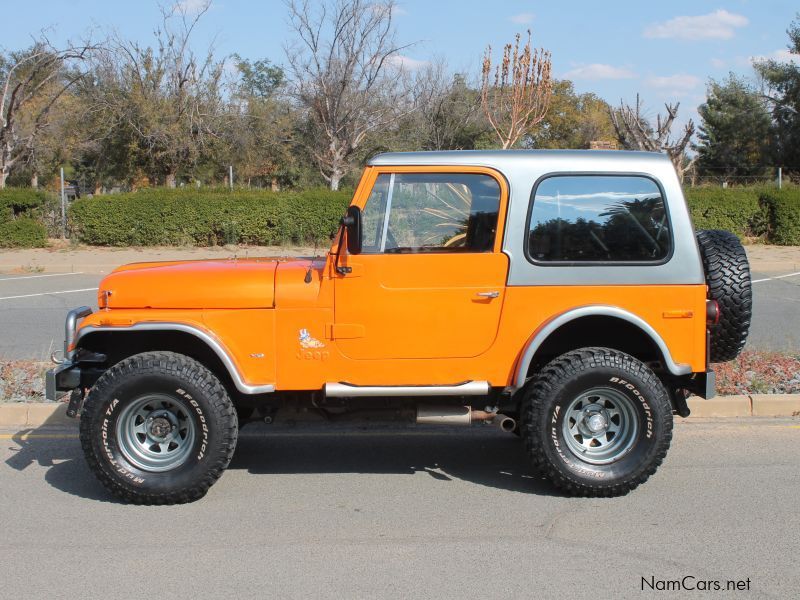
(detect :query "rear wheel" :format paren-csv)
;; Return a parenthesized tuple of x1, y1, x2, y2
(79, 351, 238, 504)
(521, 347, 672, 496)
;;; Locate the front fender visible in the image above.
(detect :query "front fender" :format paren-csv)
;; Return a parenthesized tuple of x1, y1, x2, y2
(75, 309, 276, 395)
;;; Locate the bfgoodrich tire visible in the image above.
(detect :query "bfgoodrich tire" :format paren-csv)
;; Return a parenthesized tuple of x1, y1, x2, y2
(696, 229, 752, 362)
(79, 351, 238, 504)
(521, 347, 672, 497)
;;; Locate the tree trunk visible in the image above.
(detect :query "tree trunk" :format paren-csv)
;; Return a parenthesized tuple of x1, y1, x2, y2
(271, 177, 279, 192)
(165, 172, 177, 188)
(31, 172, 39, 189)
(329, 171, 342, 191)
(0, 143, 10, 189)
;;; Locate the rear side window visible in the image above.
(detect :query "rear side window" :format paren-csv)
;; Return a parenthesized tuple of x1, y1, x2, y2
(527, 175, 671, 263)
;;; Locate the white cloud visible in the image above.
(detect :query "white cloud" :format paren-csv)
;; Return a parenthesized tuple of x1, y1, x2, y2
(387, 54, 429, 71)
(643, 10, 748, 41)
(710, 57, 726, 68)
(562, 63, 636, 81)
(750, 49, 800, 64)
(510, 13, 535, 25)
(174, 0, 210, 15)
(645, 74, 701, 96)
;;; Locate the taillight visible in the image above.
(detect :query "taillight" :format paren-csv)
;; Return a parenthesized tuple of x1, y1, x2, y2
(706, 299, 720, 325)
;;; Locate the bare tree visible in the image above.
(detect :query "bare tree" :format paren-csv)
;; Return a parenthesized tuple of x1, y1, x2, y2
(610, 94, 696, 182)
(96, 1, 225, 187)
(480, 31, 553, 149)
(0, 36, 96, 188)
(413, 60, 482, 150)
(286, 0, 413, 190)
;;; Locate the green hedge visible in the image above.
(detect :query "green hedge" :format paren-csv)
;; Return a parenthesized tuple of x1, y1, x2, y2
(0, 188, 48, 248)
(68, 187, 351, 246)
(0, 188, 47, 217)
(760, 189, 800, 245)
(684, 187, 770, 239)
(0, 217, 48, 248)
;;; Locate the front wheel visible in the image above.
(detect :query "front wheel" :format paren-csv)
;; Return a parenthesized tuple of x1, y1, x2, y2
(79, 351, 238, 504)
(521, 347, 672, 496)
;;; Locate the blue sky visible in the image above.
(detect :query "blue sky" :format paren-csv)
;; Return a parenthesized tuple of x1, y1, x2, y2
(3, 0, 798, 129)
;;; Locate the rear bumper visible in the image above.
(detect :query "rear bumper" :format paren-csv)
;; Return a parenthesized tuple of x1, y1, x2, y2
(690, 369, 716, 399)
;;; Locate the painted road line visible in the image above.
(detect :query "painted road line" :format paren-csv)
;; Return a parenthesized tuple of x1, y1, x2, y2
(0, 287, 98, 301)
(0, 272, 83, 282)
(0, 433, 78, 440)
(752, 271, 800, 284)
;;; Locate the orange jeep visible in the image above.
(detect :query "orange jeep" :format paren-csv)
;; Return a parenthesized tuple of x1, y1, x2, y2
(47, 150, 752, 503)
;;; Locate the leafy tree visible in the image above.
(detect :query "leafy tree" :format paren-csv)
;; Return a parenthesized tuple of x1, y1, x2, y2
(695, 74, 772, 178)
(527, 80, 615, 149)
(754, 14, 800, 172)
(234, 56, 285, 99)
(223, 58, 299, 189)
(95, 2, 226, 187)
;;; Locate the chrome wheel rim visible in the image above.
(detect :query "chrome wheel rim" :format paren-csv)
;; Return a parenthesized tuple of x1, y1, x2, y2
(562, 387, 639, 465)
(116, 394, 196, 472)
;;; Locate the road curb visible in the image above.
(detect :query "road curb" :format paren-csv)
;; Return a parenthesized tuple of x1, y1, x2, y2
(0, 403, 73, 427)
(1, 396, 800, 427)
(687, 394, 800, 418)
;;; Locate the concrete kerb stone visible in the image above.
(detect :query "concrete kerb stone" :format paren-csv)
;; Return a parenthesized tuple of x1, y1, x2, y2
(0, 402, 71, 427)
(750, 394, 800, 417)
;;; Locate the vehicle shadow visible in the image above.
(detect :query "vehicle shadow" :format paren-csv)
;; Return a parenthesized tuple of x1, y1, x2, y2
(4, 416, 564, 501)
(3, 417, 116, 503)
(229, 423, 564, 496)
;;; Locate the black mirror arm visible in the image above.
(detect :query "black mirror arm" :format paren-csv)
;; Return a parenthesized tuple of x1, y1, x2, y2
(334, 217, 353, 275)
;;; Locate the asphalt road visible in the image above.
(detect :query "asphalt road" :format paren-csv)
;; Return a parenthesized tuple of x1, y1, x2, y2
(0, 420, 797, 598)
(0, 269, 798, 359)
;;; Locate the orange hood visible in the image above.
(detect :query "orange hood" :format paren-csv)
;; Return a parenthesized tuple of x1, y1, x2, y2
(99, 258, 284, 309)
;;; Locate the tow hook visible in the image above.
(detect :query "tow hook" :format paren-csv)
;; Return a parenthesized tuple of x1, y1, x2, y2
(66, 388, 85, 419)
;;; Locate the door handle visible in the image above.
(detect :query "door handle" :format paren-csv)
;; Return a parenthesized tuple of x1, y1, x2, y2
(476, 291, 500, 298)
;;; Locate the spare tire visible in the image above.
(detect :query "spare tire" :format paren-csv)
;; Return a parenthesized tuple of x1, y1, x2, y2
(696, 229, 752, 362)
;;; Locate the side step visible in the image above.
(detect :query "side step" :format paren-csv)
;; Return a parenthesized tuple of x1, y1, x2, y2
(324, 381, 490, 398)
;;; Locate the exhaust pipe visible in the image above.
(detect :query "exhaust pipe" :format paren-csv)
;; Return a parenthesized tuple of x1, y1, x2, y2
(494, 415, 516, 433)
(415, 405, 516, 432)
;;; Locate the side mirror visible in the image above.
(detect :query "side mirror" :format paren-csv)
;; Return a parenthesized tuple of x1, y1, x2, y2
(341, 206, 362, 254)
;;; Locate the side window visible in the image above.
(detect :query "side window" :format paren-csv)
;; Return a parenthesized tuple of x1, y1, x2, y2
(361, 172, 501, 254)
(527, 175, 671, 263)
(361, 174, 390, 252)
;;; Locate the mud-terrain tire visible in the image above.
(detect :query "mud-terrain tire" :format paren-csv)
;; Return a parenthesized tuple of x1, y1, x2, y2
(520, 347, 672, 497)
(79, 351, 238, 504)
(696, 229, 752, 362)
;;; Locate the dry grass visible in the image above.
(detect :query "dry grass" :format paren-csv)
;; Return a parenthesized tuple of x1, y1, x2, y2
(0, 360, 48, 403)
(714, 350, 800, 395)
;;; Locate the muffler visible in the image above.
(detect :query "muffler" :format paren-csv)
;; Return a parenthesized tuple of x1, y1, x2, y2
(415, 405, 516, 431)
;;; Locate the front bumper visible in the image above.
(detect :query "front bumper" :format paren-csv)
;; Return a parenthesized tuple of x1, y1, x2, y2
(45, 361, 82, 402)
(44, 305, 93, 402)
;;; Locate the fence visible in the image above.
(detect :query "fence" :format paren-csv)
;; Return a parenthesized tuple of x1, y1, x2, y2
(685, 167, 791, 188)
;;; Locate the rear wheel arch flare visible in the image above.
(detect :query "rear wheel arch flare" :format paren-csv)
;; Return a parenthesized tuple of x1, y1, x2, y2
(515, 306, 690, 387)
